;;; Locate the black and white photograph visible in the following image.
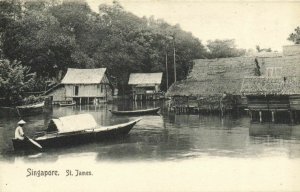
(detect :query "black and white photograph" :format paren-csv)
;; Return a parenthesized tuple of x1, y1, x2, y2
(1, 0, 300, 191)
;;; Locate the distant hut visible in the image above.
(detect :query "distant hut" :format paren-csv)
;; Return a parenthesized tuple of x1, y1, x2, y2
(128, 73, 163, 100)
(166, 57, 256, 113)
(45, 68, 113, 104)
(241, 45, 300, 123)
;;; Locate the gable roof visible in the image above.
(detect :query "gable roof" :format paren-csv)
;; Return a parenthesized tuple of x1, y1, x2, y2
(128, 73, 163, 85)
(61, 68, 107, 84)
(166, 57, 255, 97)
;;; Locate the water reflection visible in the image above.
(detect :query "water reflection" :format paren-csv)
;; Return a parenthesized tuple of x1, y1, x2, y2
(1, 100, 300, 162)
(249, 123, 300, 158)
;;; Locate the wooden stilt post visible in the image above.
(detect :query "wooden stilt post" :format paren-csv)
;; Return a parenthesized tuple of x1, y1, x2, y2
(105, 84, 107, 102)
(290, 110, 294, 124)
(250, 110, 252, 121)
(271, 111, 275, 122)
(79, 98, 82, 105)
(259, 111, 262, 123)
(187, 96, 189, 114)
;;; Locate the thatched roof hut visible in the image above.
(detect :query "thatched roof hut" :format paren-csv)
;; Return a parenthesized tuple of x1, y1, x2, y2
(167, 45, 300, 113)
(257, 55, 300, 77)
(241, 55, 300, 96)
(128, 73, 163, 100)
(45, 68, 113, 104)
(166, 57, 256, 97)
(167, 53, 300, 97)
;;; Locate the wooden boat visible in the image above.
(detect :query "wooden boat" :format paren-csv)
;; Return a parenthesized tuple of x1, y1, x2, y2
(12, 114, 141, 151)
(109, 107, 160, 116)
(59, 102, 76, 107)
(16, 102, 44, 116)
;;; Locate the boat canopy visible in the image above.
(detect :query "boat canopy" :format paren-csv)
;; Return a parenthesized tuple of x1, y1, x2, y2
(47, 114, 98, 133)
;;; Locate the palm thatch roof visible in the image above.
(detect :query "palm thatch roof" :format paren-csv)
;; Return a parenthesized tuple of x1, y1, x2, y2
(166, 57, 256, 97)
(241, 77, 300, 95)
(186, 57, 255, 81)
(166, 79, 243, 97)
(257, 55, 300, 76)
(128, 73, 163, 85)
(283, 44, 300, 56)
(241, 55, 300, 95)
(61, 68, 107, 84)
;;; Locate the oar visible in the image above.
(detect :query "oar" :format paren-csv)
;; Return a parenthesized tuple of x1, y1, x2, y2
(25, 135, 43, 149)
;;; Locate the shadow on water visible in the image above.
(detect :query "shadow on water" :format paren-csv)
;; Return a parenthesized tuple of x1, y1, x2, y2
(249, 122, 300, 140)
(248, 122, 300, 158)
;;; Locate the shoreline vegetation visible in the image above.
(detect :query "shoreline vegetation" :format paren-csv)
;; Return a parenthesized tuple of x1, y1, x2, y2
(0, 0, 245, 107)
(0, 0, 299, 107)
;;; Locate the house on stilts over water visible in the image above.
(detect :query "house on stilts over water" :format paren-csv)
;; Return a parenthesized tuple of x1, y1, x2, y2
(128, 73, 163, 100)
(166, 57, 256, 114)
(241, 44, 300, 124)
(45, 68, 113, 105)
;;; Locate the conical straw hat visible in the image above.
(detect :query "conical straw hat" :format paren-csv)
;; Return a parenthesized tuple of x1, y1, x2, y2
(18, 120, 26, 125)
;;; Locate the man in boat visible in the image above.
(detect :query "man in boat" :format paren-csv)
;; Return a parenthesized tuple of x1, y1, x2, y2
(15, 120, 26, 140)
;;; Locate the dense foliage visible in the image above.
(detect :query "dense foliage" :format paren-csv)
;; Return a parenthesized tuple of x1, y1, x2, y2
(0, 59, 36, 105)
(0, 0, 208, 93)
(288, 26, 300, 44)
(0, 0, 246, 99)
(206, 39, 245, 58)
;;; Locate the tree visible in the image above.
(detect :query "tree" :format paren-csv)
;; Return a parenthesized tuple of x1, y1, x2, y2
(96, 2, 207, 92)
(288, 26, 300, 44)
(0, 0, 22, 58)
(0, 0, 21, 33)
(0, 0, 208, 96)
(206, 39, 245, 58)
(2, 2, 77, 79)
(0, 59, 36, 106)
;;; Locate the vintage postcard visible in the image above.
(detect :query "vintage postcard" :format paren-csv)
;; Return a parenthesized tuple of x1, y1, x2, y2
(1, 0, 300, 191)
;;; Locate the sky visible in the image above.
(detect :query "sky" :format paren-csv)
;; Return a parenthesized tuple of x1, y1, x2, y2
(86, 0, 300, 51)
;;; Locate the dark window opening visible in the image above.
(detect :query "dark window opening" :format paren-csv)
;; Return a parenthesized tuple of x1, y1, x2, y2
(74, 86, 79, 96)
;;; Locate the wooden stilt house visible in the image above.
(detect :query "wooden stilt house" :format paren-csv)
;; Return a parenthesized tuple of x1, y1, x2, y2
(241, 45, 300, 123)
(128, 73, 163, 100)
(166, 57, 256, 113)
(45, 68, 113, 104)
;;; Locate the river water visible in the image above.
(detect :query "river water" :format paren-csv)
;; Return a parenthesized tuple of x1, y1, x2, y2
(1, 100, 300, 162)
(1, 101, 300, 191)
